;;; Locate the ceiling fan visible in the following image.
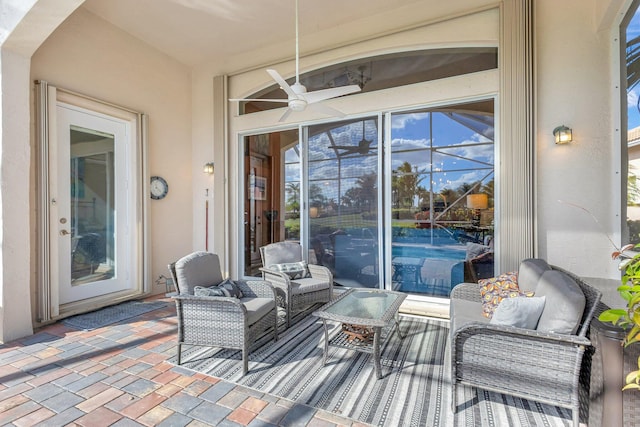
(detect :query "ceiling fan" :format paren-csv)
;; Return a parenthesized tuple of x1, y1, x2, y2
(230, 0, 361, 122)
(333, 120, 376, 156)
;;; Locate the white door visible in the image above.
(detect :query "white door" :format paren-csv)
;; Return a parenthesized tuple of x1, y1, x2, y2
(55, 103, 134, 304)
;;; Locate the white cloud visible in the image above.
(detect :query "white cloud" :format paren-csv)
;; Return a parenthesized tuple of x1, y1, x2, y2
(629, 89, 639, 108)
(391, 113, 428, 130)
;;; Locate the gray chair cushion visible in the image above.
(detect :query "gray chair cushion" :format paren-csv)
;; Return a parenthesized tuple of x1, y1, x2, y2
(242, 297, 276, 325)
(518, 258, 552, 294)
(289, 277, 331, 295)
(450, 298, 489, 335)
(535, 270, 586, 334)
(261, 242, 303, 266)
(490, 296, 546, 329)
(175, 252, 224, 295)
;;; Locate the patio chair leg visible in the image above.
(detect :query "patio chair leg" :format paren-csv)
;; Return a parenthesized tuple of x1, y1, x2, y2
(177, 343, 182, 365)
(242, 347, 248, 375)
(451, 383, 456, 412)
(274, 316, 279, 342)
(572, 408, 579, 427)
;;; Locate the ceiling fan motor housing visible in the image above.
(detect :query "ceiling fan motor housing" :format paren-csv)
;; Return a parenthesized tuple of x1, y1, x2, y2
(289, 98, 307, 111)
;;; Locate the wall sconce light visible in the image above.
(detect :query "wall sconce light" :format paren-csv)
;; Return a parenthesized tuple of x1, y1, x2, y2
(203, 162, 215, 174)
(553, 125, 573, 144)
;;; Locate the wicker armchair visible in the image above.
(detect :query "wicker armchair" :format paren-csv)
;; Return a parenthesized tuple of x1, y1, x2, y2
(450, 265, 601, 427)
(259, 241, 333, 328)
(169, 251, 278, 375)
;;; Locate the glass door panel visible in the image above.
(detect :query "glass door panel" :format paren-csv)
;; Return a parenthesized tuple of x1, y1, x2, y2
(390, 101, 494, 298)
(243, 130, 300, 277)
(70, 136, 115, 284)
(307, 117, 380, 288)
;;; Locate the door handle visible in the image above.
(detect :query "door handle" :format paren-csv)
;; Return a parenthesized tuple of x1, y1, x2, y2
(60, 230, 70, 236)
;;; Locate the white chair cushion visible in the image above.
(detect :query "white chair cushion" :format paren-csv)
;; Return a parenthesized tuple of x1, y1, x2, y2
(290, 277, 331, 295)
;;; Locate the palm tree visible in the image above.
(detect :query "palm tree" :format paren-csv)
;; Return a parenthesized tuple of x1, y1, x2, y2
(286, 182, 300, 213)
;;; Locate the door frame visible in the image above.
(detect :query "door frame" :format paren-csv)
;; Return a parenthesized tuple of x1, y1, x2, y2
(35, 81, 149, 323)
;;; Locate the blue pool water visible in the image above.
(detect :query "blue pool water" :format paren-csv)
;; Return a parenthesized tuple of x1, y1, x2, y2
(392, 244, 466, 260)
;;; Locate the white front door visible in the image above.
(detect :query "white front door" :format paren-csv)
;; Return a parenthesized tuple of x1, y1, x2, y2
(55, 103, 135, 304)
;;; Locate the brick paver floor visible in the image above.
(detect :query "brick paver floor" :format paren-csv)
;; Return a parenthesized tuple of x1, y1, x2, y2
(0, 297, 372, 427)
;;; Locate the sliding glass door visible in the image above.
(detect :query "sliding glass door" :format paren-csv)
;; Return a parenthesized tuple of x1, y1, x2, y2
(388, 100, 494, 297)
(307, 117, 380, 288)
(242, 101, 494, 299)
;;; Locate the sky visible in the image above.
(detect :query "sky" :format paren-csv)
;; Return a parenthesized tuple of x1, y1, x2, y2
(283, 111, 494, 205)
(627, 7, 640, 130)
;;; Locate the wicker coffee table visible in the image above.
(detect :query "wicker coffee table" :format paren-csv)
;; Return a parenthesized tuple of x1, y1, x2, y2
(312, 288, 407, 379)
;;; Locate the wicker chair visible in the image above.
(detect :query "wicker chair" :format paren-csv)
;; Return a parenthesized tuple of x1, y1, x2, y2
(259, 241, 333, 328)
(169, 251, 278, 375)
(450, 265, 601, 427)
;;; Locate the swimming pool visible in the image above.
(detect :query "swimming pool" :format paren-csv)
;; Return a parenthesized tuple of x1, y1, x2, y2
(392, 244, 466, 261)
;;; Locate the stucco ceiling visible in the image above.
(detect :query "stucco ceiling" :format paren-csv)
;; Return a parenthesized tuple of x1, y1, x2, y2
(81, 0, 439, 68)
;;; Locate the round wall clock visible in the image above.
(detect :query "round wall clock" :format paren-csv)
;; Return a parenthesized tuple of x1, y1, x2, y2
(150, 176, 169, 200)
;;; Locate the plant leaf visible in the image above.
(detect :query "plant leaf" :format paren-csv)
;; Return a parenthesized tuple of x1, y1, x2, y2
(622, 383, 640, 391)
(625, 369, 640, 384)
(599, 310, 626, 324)
(627, 330, 640, 346)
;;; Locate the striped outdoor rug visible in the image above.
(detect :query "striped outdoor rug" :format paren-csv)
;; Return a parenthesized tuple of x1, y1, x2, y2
(171, 316, 573, 426)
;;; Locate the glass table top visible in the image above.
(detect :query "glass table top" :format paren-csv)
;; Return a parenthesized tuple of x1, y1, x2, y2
(316, 289, 407, 324)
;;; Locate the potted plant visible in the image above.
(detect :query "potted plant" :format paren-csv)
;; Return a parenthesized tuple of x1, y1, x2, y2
(599, 243, 640, 391)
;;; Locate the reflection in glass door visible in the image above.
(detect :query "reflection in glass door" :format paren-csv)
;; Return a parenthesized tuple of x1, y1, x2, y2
(70, 134, 115, 284)
(307, 117, 380, 288)
(241, 102, 494, 299)
(389, 100, 494, 297)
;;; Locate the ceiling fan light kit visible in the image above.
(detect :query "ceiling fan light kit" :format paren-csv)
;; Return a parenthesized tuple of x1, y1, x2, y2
(230, 0, 361, 122)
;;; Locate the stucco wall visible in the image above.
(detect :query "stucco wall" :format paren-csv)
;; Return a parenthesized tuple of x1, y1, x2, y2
(30, 8, 193, 301)
(536, 0, 621, 280)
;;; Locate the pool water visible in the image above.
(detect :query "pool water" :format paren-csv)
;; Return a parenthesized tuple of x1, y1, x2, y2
(392, 244, 466, 260)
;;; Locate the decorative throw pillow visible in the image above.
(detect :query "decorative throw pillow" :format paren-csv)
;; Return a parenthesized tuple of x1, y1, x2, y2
(193, 279, 243, 299)
(268, 261, 308, 279)
(218, 278, 244, 298)
(193, 285, 226, 297)
(490, 296, 546, 329)
(479, 272, 528, 318)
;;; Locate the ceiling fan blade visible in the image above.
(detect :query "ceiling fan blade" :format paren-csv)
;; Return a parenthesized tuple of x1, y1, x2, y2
(278, 108, 293, 122)
(266, 69, 299, 99)
(307, 102, 346, 118)
(303, 85, 361, 104)
(229, 98, 288, 103)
